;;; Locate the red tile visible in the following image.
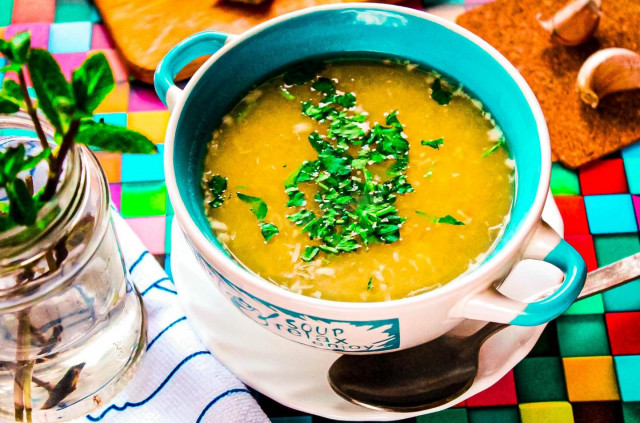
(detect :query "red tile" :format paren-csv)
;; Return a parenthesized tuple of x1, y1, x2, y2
(555, 196, 590, 235)
(466, 370, 517, 406)
(565, 234, 598, 272)
(579, 159, 628, 195)
(11, 0, 55, 23)
(606, 312, 640, 355)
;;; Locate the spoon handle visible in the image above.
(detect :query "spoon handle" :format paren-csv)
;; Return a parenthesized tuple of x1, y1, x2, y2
(578, 252, 640, 300)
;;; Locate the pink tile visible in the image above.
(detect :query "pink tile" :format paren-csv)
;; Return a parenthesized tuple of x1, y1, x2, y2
(633, 195, 640, 227)
(4, 23, 50, 49)
(11, 0, 55, 23)
(109, 183, 122, 211)
(91, 24, 114, 50)
(52, 52, 87, 80)
(125, 216, 166, 255)
(128, 82, 166, 112)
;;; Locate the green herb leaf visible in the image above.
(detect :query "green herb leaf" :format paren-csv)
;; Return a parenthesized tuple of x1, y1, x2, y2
(0, 94, 20, 114)
(6, 178, 37, 225)
(76, 121, 157, 153)
(236, 192, 268, 221)
(431, 79, 453, 106)
(421, 137, 444, 149)
(434, 214, 465, 225)
(27, 49, 71, 132)
(259, 222, 279, 242)
(279, 88, 295, 100)
(367, 277, 373, 290)
(312, 77, 335, 96)
(483, 138, 506, 157)
(1, 79, 24, 103)
(205, 175, 227, 208)
(0, 39, 9, 56)
(282, 62, 324, 86)
(20, 147, 50, 171)
(72, 52, 115, 115)
(9, 32, 31, 64)
(301, 246, 320, 262)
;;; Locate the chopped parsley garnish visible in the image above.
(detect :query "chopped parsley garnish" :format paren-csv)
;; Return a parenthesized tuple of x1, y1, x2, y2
(483, 137, 506, 157)
(237, 192, 279, 242)
(416, 211, 466, 225)
(367, 277, 373, 290)
(260, 223, 280, 242)
(285, 76, 415, 261)
(421, 137, 444, 149)
(205, 175, 227, 208)
(431, 78, 453, 106)
(280, 88, 295, 100)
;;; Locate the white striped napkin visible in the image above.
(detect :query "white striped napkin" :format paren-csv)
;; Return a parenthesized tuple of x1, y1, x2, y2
(72, 214, 269, 423)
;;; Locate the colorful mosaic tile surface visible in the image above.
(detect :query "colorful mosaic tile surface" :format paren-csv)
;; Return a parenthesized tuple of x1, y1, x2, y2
(2, 0, 640, 421)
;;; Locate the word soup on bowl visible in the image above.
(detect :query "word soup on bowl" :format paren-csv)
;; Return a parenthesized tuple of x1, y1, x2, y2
(201, 60, 514, 302)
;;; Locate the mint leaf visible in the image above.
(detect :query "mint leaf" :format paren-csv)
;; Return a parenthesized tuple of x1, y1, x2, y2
(259, 222, 279, 242)
(76, 121, 157, 153)
(9, 32, 31, 65)
(72, 52, 114, 115)
(421, 137, 444, 149)
(0, 94, 20, 114)
(6, 178, 36, 225)
(431, 79, 452, 106)
(20, 148, 50, 171)
(236, 192, 268, 220)
(2, 79, 24, 103)
(27, 49, 71, 132)
(0, 39, 9, 56)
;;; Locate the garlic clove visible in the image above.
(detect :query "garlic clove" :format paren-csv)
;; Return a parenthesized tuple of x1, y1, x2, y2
(577, 48, 640, 108)
(537, 0, 601, 46)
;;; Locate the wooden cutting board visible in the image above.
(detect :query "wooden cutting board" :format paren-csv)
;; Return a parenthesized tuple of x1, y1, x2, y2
(457, 0, 640, 168)
(93, 0, 408, 84)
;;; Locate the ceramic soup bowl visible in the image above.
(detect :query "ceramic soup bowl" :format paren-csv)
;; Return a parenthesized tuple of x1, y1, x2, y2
(155, 3, 587, 353)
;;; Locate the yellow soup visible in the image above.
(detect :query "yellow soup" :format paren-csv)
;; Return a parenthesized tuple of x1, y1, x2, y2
(202, 60, 514, 302)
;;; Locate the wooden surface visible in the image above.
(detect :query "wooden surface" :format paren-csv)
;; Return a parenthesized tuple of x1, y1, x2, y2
(93, 0, 403, 85)
(457, 0, 640, 168)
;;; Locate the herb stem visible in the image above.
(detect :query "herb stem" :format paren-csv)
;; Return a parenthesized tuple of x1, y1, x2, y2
(13, 311, 34, 423)
(18, 69, 49, 151)
(40, 119, 80, 202)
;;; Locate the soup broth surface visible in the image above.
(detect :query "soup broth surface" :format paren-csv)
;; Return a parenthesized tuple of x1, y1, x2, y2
(202, 60, 514, 302)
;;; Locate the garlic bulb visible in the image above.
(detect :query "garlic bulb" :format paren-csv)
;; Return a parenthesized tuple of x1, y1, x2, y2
(537, 0, 601, 46)
(577, 48, 640, 108)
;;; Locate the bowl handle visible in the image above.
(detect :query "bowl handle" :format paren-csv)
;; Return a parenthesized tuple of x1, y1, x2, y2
(154, 31, 235, 111)
(455, 221, 587, 326)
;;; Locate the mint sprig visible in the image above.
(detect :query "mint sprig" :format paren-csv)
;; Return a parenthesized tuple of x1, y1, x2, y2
(0, 31, 157, 229)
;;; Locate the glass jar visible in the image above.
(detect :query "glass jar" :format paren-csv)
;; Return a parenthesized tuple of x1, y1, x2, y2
(0, 113, 146, 422)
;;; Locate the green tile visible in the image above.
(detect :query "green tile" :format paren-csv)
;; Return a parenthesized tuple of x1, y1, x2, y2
(166, 195, 174, 216)
(623, 402, 640, 423)
(0, 0, 13, 26)
(120, 181, 167, 217)
(468, 407, 519, 423)
(556, 315, 610, 357)
(165, 215, 173, 253)
(529, 321, 560, 357)
(417, 409, 468, 423)
(551, 162, 581, 195)
(54, 0, 92, 23)
(594, 234, 640, 266)
(514, 357, 566, 402)
(563, 294, 605, 315)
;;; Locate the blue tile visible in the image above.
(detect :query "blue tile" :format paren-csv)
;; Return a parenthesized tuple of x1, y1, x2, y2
(623, 156, 640, 195)
(584, 194, 638, 234)
(603, 280, 640, 312)
(121, 144, 165, 182)
(622, 141, 640, 160)
(94, 113, 127, 127)
(49, 22, 92, 53)
(614, 355, 640, 401)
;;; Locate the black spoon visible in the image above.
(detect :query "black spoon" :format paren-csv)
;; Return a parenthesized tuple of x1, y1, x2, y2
(328, 252, 640, 412)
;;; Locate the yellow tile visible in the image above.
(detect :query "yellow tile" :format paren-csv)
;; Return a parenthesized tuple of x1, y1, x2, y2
(94, 152, 122, 183)
(127, 111, 170, 144)
(95, 82, 129, 114)
(520, 402, 574, 423)
(563, 356, 620, 401)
